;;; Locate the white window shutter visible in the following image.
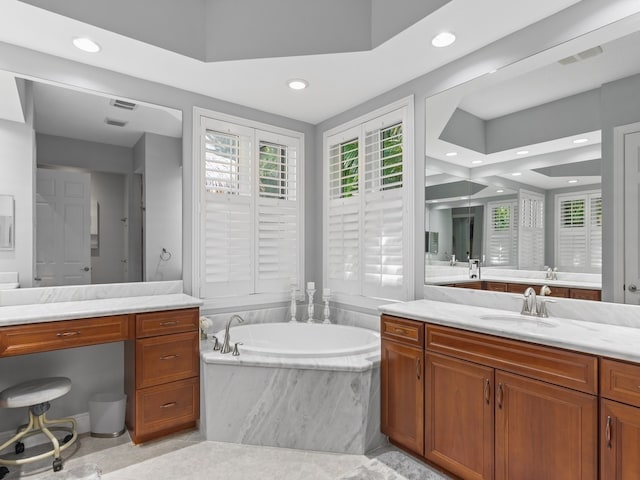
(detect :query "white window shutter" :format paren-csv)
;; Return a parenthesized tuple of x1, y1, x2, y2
(555, 191, 601, 273)
(362, 118, 405, 300)
(485, 200, 517, 266)
(202, 120, 253, 297)
(589, 194, 602, 270)
(518, 190, 545, 269)
(255, 132, 300, 293)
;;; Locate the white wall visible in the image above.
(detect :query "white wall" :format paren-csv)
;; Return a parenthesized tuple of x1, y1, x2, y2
(0, 83, 34, 287)
(141, 133, 182, 282)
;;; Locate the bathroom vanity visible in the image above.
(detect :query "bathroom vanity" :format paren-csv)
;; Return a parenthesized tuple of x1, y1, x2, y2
(0, 285, 201, 444)
(380, 300, 640, 480)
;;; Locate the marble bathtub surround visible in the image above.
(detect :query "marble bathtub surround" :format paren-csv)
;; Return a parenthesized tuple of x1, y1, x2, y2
(381, 298, 640, 363)
(424, 285, 640, 328)
(201, 358, 384, 454)
(0, 280, 184, 307)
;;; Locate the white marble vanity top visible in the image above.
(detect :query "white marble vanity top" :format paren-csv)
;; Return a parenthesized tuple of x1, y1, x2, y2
(379, 299, 640, 363)
(0, 293, 202, 327)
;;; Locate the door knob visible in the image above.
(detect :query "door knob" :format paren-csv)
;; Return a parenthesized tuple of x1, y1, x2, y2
(628, 284, 638, 292)
(82, 266, 90, 272)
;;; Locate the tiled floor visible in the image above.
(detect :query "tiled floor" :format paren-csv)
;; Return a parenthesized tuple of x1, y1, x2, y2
(1, 429, 453, 480)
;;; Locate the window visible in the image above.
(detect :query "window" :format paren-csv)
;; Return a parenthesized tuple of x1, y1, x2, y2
(555, 191, 601, 272)
(199, 113, 303, 300)
(324, 98, 414, 303)
(485, 200, 518, 266)
(518, 190, 545, 269)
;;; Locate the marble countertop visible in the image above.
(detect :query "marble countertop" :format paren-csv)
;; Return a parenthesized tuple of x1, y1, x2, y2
(425, 275, 601, 290)
(379, 299, 640, 363)
(0, 293, 203, 327)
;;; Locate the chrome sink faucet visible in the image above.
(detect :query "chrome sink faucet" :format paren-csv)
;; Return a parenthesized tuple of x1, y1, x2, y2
(521, 287, 538, 316)
(220, 314, 244, 354)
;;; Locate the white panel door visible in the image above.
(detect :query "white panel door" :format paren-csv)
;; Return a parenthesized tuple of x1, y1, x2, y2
(36, 169, 91, 286)
(624, 130, 640, 304)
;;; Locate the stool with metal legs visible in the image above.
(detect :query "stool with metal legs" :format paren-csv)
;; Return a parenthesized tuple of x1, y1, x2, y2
(0, 377, 78, 479)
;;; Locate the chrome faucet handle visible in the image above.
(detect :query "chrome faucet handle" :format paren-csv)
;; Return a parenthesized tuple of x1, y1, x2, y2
(232, 342, 243, 356)
(520, 297, 531, 315)
(538, 299, 556, 318)
(210, 335, 220, 351)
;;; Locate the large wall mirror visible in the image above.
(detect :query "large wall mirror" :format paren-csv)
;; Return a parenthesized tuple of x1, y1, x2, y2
(425, 21, 640, 301)
(0, 72, 183, 288)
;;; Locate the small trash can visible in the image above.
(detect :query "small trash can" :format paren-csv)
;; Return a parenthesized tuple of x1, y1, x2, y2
(89, 393, 127, 438)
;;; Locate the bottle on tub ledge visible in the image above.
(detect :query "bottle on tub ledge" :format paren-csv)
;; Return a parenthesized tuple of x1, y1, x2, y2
(322, 288, 331, 324)
(289, 279, 298, 323)
(306, 281, 315, 323)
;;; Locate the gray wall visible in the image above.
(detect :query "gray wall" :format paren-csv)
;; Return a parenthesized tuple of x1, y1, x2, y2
(0, 83, 35, 287)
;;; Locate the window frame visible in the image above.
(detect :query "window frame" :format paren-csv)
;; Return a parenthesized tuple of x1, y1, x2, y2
(192, 107, 305, 309)
(322, 96, 415, 309)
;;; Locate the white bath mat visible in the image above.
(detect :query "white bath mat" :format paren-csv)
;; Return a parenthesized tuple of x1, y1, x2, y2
(338, 450, 452, 480)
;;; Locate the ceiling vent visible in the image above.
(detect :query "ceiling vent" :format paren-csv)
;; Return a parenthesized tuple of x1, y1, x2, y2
(558, 46, 603, 66)
(105, 118, 127, 127)
(110, 99, 137, 110)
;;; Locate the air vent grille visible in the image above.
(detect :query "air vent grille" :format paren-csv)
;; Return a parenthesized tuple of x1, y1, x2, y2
(110, 99, 137, 110)
(558, 46, 603, 66)
(105, 118, 127, 127)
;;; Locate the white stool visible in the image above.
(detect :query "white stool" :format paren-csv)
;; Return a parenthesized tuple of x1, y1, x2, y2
(0, 377, 78, 479)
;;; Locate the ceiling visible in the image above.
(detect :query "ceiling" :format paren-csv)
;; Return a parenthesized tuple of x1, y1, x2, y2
(32, 82, 182, 147)
(0, 0, 580, 124)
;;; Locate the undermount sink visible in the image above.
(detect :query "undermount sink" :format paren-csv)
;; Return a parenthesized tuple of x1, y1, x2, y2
(478, 314, 558, 328)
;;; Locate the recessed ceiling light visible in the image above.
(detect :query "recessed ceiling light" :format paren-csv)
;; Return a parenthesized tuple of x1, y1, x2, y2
(72, 37, 101, 53)
(431, 32, 456, 48)
(432, 200, 439, 203)
(516, 150, 529, 155)
(568, 179, 579, 184)
(496, 189, 504, 193)
(287, 79, 308, 90)
(459, 196, 468, 200)
(445, 152, 457, 157)
(573, 138, 589, 144)
(511, 172, 522, 176)
(471, 160, 483, 165)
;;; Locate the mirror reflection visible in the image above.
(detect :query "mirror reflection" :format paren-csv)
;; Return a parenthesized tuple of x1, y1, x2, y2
(0, 74, 183, 288)
(424, 28, 640, 298)
(0, 195, 14, 250)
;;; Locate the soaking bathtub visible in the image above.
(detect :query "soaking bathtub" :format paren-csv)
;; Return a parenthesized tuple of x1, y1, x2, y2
(200, 322, 384, 454)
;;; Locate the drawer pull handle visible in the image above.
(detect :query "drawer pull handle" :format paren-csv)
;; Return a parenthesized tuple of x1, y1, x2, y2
(56, 331, 81, 337)
(394, 327, 407, 334)
(416, 358, 421, 381)
(606, 415, 612, 449)
(159, 321, 178, 326)
(497, 383, 504, 410)
(484, 379, 491, 405)
(160, 354, 180, 360)
(160, 402, 177, 409)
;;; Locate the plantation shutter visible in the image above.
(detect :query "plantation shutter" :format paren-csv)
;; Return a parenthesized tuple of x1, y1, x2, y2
(485, 200, 518, 266)
(327, 126, 361, 295)
(201, 118, 253, 298)
(255, 131, 300, 293)
(556, 191, 601, 272)
(362, 114, 405, 299)
(518, 190, 545, 269)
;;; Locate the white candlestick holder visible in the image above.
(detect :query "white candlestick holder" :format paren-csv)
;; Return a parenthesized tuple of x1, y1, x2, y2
(322, 294, 331, 324)
(306, 287, 315, 323)
(289, 286, 298, 323)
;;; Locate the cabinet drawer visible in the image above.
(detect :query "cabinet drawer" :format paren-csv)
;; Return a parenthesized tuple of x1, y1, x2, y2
(569, 288, 601, 301)
(134, 377, 199, 440)
(601, 358, 640, 407)
(426, 325, 597, 394)
(381, 315, 424, 348)
(136, 331, 199, 389)
(136, 308, 198, 338)
(0, 315, 132, 357)
(485, 282, 508, 292)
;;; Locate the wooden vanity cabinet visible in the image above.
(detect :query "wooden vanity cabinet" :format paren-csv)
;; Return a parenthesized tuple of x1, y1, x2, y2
(600, 358, 640, 479)
(125, 307, 200, 444)
(380, 315, 424, 456)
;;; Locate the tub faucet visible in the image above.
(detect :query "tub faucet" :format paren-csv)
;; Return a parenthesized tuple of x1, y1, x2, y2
(521, 287, 537, 316)
(220, 314, 244, 354)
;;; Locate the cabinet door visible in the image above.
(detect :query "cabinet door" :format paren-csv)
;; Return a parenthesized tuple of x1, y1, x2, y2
(601, 399, 640, 480)
(425, 353, 494, 480)
(495, 371, 597, 480)
(381, 339, 424, 455)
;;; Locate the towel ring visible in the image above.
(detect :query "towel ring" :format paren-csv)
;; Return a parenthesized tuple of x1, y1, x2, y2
(160, 248, 172, 261)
